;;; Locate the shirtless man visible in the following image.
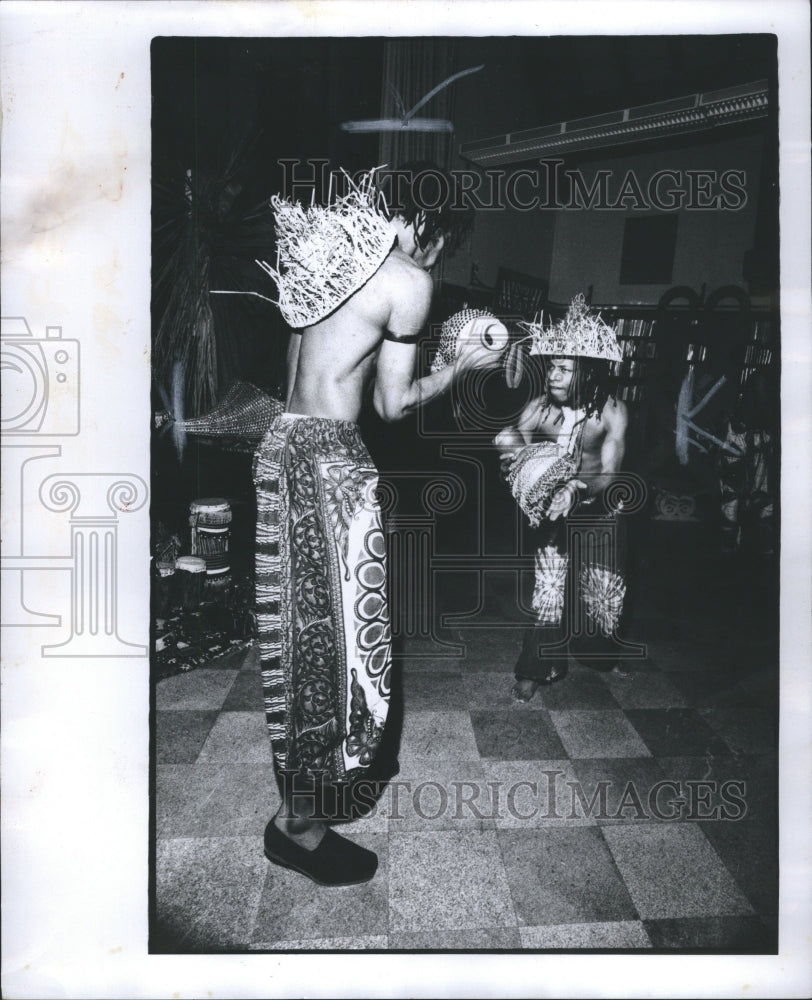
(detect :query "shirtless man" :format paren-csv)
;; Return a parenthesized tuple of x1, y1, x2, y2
(494, 298, 629, 701)
(255, 167, 503, 885)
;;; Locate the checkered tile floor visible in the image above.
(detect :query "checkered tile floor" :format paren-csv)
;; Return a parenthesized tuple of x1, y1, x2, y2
(153, 537, 778, 953)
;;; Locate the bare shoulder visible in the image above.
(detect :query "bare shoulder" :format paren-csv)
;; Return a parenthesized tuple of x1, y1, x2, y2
(379, 248, 434, 296)
(376, 249, 434, 336)
(601, 396, 629, 433)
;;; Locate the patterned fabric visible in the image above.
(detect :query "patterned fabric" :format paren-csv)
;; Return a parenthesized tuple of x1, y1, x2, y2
(517, 505, 628, 679)
(253, 414, 391, 782)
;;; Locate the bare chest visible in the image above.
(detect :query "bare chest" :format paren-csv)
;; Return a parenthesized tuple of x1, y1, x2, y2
(533, 407, 605, 460)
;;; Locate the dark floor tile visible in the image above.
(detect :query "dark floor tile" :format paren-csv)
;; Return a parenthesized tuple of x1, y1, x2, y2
(624, 709, 731, 757)
(251, 831, 388, 944)
(607, 656, 660, 674)
(644, 915, 777, 952)
(498, 826, 638, 925)
(538, 667, 622, 710)
(698, 819, 778, 919)
(154, 836, 267, 952)
(624, 617, 686, 643)
(600, 671, 687, 709)
(156, 762, 280, 838)
(460, 655, 520, 675)
(654, 754, 777, 827)
(454, 627, 524, 669)
(470, 710, 567, 760)
(569, 758, 671, 824)
(196, 711, 274, 763)
(667, 670, 749, 708)
(208, 642, 258, 671)
(397, 654, 464, 675)
(155, 710, 220, 764)
(221, 669, 265, 710)
(463, 671, 548, 710)
(647, 641, 723, 674)
(401, 670, 467, 710)
(707, 667, 779, 709)
(239, 643, 261, 671)
(397, 635, 467, 667)
(699, 706, 778, 756)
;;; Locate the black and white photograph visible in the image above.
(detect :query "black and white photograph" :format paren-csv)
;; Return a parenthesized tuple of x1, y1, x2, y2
(2, 2, 811, 997)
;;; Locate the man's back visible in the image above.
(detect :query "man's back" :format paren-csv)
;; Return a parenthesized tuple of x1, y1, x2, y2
(286, 248, 433, 421)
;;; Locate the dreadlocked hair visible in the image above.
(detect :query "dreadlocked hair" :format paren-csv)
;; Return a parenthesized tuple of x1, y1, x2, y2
(378, 160, 474, 257)
(542, 356, 617, 421)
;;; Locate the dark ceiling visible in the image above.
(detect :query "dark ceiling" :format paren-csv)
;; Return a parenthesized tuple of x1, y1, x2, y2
(152, 34, 777, 179)
(482, 35, 776, 129)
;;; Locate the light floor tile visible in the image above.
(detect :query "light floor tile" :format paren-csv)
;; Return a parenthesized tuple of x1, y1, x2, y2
(385, 759, 494, 833)
(480, 760, 592, 828)
(519, 920, 652, 949)
(154, 836, 267, 951)
(549, 710, 651, 759)
(250, 831, 388, 943)
(249, 935, 388, 951)
(390, 927, 522, 950)
(156, 668, 239, 710)
(397, 710, 480, 765)
(388, 830, 516, 933)
(602, 823, 755, 919)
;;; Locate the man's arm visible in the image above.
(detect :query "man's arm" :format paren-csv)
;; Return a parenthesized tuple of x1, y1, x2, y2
(373, 266, 504, 422)
(587, 397, 629, 498)
(285, 331, 302, 410)
(599, 396, 628, 472)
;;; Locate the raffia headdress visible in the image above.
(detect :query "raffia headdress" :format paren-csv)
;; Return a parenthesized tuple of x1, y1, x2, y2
(257, 169, 395, 329)
(520, 294, 622, 362)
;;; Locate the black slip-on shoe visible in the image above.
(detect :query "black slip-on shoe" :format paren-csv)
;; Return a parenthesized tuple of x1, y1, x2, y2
(263, 821, 378, 886)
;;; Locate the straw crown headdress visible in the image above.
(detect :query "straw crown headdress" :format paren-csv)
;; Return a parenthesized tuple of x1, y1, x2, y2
(519, 294, 622, 362)
(257, 169, 396, 329)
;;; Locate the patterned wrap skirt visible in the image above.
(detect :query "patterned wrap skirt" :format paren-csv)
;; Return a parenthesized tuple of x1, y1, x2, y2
(253, 414, 392, 785)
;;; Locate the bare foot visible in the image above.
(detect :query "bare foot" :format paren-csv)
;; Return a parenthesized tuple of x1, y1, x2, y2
(512, 678, 540, 702)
